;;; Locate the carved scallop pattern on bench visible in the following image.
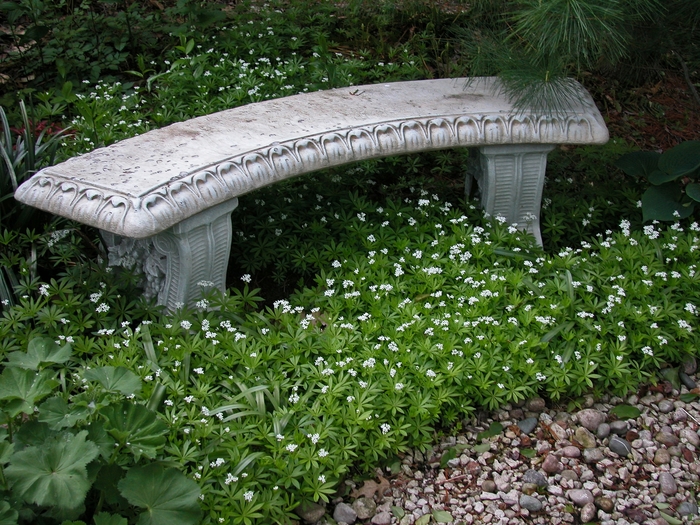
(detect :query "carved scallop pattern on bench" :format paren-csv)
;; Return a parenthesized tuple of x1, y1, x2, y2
(16, 113, 604, 239)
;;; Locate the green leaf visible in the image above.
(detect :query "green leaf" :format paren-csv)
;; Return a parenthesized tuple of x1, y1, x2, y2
(440, 447, 457, 468)
(609, 404, 641, 420)
(0, 368, 57, 417)
(655, 502, 671, 510)
(679, 393, 699, 403)
(432, 510, 453, 523)
(642, 183, 694, 222)
(5, 430, 99, 509)
(39, 396, 89, 430)
(84, 367, 142, 396)
(615, 151, 660, 179)
(473, 443, 490, 453)
(94, 512, 128, 525)
(476, 422, 503, 441)
(87, 420, 117, 460)
(648, 169, 680, 185)
(118, 464, 201, 525)
(540, 321, 575, 343)
(0, 501, 18, 525)
(414, 515, 431, 525)
(94, 464, 128, 507)
(658, 140, 700, 179)
(520, 448, 536, 458)
(391, 506, 405, 518)
(659, 511, 683, 525)
(659, 367, 681, 391)
(686, 183, 700, 202)
(14, 421, 53, 448)
(101, 401, 167, 460)
(6, 337, 72, 370)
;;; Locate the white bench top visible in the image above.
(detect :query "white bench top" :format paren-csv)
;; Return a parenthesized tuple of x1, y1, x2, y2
(15, 77, 608, 238)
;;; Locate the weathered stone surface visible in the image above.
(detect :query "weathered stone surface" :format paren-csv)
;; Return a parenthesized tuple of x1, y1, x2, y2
(352, 497, 377, 520)
(659, 472, 678, 496)
(575, 427, 597, 448)
(517, 417, 538, 435)
(608, 436, 632, 457)
(519, 494, 543, 512)
(297, 501, 326, 523)
(580, 502, 596, 523)
(333, 503, 357, 524)
(583, 448, 604, 463)
(567, 489, 594, 507)
(525, 397, 547, 412)
(522, 469, 548, 487)
(542, 454, 563, 474)
(577, 409, 606, 432)
(677, 501, 699, 516)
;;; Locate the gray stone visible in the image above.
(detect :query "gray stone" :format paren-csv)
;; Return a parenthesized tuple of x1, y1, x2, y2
(681, 428, 700, 446)
(352, 497, 377, 520)
(482, 479, 497, 493)
(577, 409, 606, 432)
(567, 489, 594, 507)
(609, 420, 628, 435)
(580, 502, 596, 523)
(542, 454, 563, 474)
(519, 494, 543, 512)
(608, 436, 632, 457)
(683, 356, 697, 375)
(561, 470, 579, 481)
(655, 431, 680, 447)
(522, 469, 548, 487)
(624, 507, 647, 523)
(583, 448, 604, 463)
(561, 446, 581, 458)
(680, 371, 697, 389)
(371, 512, 392, 525)
(575, 427, 597, 448)
(658, 399, 674, 413)
(677, 501, 699, 516)
(596, 423, 611, 439)
(549, 423, 568, 441)
(525, 397, 546, 412)
(653, 448, 671, 465)
(672, 408, 688, 423)
(659, 472, 678, 496)
(333, 503, 357, 524)
(297, 501, 327, 523)
(517, 417, 538, 435)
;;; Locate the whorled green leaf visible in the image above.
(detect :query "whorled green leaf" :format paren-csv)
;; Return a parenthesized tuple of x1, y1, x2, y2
(0, 501, 18, 525)
(5, 430, 99, 509)
(609, 404, 641, 420)
(0, 368, 57, 417)
(101, 401, 167, 460)
(6, 337, 72, 370)
(38, 396, 89, 430)
(117, 464, 201, 525)
(84, 366, 142, 396)
(94, 512, 128, 525)
(642, 183, 694, 222)
(686, 183, 700, 202)
(615, 151, 660, 179)
(658, 140, 700, 179)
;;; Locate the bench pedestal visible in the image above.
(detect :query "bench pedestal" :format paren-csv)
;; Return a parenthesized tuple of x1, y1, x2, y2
(471, 144, 555, 246)
(101, 199, 238, 310)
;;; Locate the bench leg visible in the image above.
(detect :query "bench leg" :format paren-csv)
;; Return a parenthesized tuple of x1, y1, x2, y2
(101, 198, 238, 311)
(469, 144, 555, 246)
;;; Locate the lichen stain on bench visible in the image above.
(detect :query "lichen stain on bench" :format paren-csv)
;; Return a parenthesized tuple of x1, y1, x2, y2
(15, 77, 609, 310)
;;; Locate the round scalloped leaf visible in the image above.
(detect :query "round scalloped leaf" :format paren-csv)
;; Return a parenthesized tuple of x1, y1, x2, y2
(642, 183, 695, 222)
(6, 337, 72, 370)
(0, 368, 57, 417)
(0, 501, 18, 525)
(5, 430, 99, 509)
(615, 151, 660, 178)
(38, 396, 89, 430)
(101, 401, 167, 460)
(94, 512, 128, 525)
(84, 366, 142, 396)
(118, 464, 201, 525)
(648, 169, 680, 185)
(686, 183, 700, 202)
(658, 140, 700, 179)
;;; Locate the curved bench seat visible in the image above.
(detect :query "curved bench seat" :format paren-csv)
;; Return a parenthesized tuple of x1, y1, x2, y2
(15, 77, 608, 309)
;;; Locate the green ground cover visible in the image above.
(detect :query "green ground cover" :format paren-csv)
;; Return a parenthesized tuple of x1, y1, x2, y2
(0, 1, 699, 524)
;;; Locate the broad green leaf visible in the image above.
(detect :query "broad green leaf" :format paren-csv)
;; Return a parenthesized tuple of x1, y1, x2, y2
(0, 501, 18, 525)
(648, 169, 680, 185)
(686, 183, 700, 202)
(655, 502, 671, 510)
(39, 397, 89, 430)
(660, 367, 681, 391)
(84, 367, 142, 396)
(440, 447, 457, 468)
(87, 420, 117, 460)
(658, 140, 700, 179)
(680, 393, 699, 403)
(477, 422, 503, 441)
(659, 511, 683, 525)
(520, 448, 536, 458)
(5, 430, 99, 509)
(414, 515, 431, 525)
(101, 401, 167, 460)
(642, 183, 694, 222)
(94, 512, 128, 525)
(615, 151, 660, 179)
(94, 464, 128, 507)
(0, 441, 13, 465)
(391, 506, 405, 518)
(609, 404, 641, 420)
(14, 421, 53, 448)
(432, 510, 453, 523)
(118, 464, 201, 525)
(473, 443, 490, 453)
(0, 368, 57, 417)
(6, 337, 71, 370)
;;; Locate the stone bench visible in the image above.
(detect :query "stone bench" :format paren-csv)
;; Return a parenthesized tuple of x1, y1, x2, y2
(15, 77, 608, 310)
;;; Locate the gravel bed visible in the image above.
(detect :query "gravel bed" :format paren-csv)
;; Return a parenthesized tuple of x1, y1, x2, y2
(298, 360, 700, 525)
